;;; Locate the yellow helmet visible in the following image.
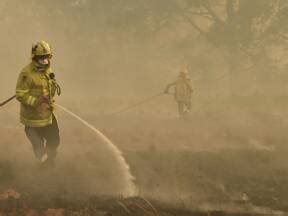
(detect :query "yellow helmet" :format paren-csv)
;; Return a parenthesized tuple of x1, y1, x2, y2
(179, 68, 189, 76)
(31, 41, 52, 59)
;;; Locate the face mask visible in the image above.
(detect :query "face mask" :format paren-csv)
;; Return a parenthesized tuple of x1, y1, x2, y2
(38, 58, 49, 65)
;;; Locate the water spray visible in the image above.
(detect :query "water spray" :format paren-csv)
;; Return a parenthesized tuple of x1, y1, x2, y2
(55, 103, 137, 197)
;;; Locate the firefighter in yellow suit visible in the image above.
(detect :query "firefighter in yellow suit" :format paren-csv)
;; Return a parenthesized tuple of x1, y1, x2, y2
(164, 69, 193, 117)
(16, 41, 60, 166)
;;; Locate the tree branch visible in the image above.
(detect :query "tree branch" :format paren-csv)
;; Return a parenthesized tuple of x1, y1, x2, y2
(187, 10, 214, 21)
(182, 13, 207, 36)
(203, 1, 224, 23)
(226, 0, 236, 21)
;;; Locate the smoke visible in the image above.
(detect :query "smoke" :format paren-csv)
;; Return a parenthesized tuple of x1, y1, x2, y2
(1, 1, 288, 214)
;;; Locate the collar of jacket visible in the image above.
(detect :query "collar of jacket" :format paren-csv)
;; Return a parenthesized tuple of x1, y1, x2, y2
(31, 61, 50, 73)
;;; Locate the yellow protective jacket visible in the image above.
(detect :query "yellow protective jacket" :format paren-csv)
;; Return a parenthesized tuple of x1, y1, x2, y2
(165, 76, 193, 102)
(15, 62, 57, 127)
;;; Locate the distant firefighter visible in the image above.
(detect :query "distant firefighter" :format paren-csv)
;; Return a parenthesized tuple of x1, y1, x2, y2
(15, 41, 61, 167)
(164, 68, 193, 117)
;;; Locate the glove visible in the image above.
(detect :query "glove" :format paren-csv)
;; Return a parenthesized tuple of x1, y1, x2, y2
(38, 95, 50, 105)
(37, 96, 51, 112)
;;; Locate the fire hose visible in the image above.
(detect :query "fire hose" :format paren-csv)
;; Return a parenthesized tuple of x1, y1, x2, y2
(0, 95, 16, 107)
(0, 92, 166, 116)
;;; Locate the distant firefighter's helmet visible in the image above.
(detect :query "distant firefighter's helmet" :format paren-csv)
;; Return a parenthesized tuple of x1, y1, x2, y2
(179, 67, 189, 76)
(31, 41, 52, 59)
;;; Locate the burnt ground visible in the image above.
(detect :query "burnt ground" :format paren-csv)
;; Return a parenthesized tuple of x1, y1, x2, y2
(0, 106, 288, 215)
(0, 195, 268, 216)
